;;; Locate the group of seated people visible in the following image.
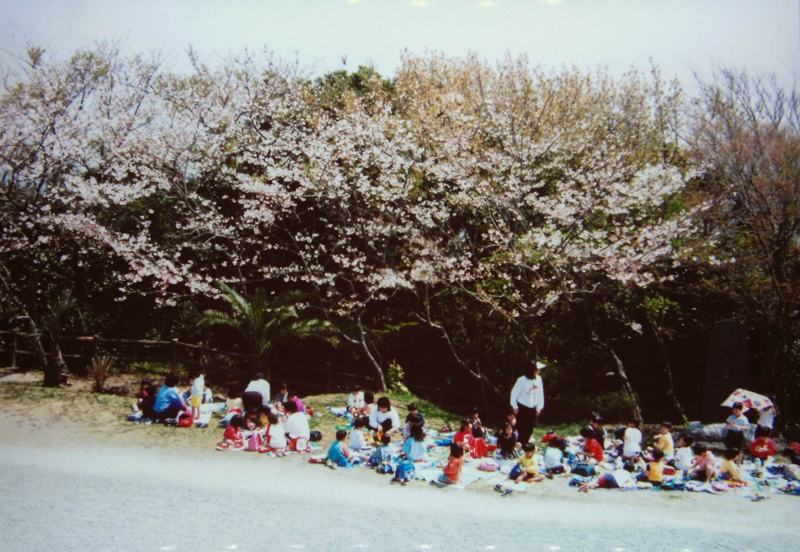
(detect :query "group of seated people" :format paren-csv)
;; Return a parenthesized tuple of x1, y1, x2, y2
(217, 376, 312, 453)
(323, 388, 796, 491)
(577, 405, 787, 491)
(135, 377, 797, 492)
(327, 386, 483, 485)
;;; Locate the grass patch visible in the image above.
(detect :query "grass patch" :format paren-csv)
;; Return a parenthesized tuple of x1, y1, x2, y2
(0, 376, 597, 453)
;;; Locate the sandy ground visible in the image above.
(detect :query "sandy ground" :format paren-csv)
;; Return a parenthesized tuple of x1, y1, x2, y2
(1, 372, 800, 551)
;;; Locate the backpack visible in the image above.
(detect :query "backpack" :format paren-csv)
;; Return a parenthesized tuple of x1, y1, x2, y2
(309, 430, 322, 442)
(177, 411, 194, 428)
(377, 462, 394, 475)
(572, 464, 596, 477)
(478, 458, 500, 472)
(395, 460, 415, 480)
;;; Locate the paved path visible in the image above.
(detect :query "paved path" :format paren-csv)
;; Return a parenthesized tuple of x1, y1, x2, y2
(0, 442, 798, 552)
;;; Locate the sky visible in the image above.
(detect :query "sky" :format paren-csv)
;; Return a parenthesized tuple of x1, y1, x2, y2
(1, 0, 798, 88)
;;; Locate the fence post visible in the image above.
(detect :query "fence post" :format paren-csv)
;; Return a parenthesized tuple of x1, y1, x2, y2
(11, 330, 18, 369)
(325, 361, 332, 393)
(92, 335, 100, 364)
(171, 339, 179, 372)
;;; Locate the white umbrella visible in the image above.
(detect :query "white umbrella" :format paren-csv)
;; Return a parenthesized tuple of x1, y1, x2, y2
(721, 388, 773, 413)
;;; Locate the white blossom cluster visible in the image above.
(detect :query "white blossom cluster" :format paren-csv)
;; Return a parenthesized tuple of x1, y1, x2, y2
(1, 46, 706, 319)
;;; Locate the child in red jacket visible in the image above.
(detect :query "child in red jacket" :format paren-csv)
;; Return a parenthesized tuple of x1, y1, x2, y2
(217, 415, 245, 451)
(470, 425, 488, 458)
(580, 427, 604, 464)
(749, 425, 776, 466)
(453, 419, 474, 451)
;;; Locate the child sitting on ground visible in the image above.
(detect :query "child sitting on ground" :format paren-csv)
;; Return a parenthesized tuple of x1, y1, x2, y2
(580, 427, 604, 464)
(438, 443, 465, 485)
(283, 399, 311, 451)
(347, 384, 364, 417)
(749, 425, 776, 467)
(636, 448, 665, 487)
(470, 424, 488, 459)
(511, 443, 545, 483)
(652, 421, 675, 460)
(496, 422, 520, 460)
(504, 406, 517, 430)
(350, 417, 370, 451)
(453, 418, 474, 451)
(719, 448, 745, 483)
(544, 437, 569, 478)
(226, 386, 243, 415)
(244, 407, 264, 430)
(132, 379, 153, 412)
(402, 412, 423, 440)
(674, 434, 695, 471)
(361, 392, 374, 418)
(403, 423, 427, 462)
(688, 444, 718, 482)
(274, 383, 289, 404)
(217, 414, 245, 450)
(469, 406, 482, 430)
(328, 429, 353, 468)
(263, 412, 287, 455)
(406, 403, 426, 427)
(288, 390, 306, 414)
(587, 414, 608, 448)
(370, 434, 395, 466)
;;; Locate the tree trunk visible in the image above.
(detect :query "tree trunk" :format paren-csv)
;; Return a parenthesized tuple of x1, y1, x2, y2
(356, 317, 386, 392)
(413, 309, 507, 405)
(644, 311, 687, 423)
(604, 340, 644, 422)
(585, 305, 644, 421)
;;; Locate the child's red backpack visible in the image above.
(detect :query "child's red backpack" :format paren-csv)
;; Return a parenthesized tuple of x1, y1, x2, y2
(177, 412, 194, 428)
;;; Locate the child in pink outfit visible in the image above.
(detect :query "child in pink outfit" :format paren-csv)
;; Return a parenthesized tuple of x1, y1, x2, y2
(688, 444, 718, 482)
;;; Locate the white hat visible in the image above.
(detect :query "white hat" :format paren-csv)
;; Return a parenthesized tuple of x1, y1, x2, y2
(531, 361, 546, 370)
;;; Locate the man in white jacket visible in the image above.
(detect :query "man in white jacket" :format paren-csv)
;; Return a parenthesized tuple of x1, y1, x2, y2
(510, 361, 545, 446)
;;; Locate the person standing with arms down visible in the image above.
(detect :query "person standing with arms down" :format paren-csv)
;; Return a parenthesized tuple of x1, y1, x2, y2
(510, 361, 545, 446)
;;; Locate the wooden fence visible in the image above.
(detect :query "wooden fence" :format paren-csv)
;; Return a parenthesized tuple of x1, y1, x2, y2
(0, 330, 381, 395)
(0, 330, 497, 417)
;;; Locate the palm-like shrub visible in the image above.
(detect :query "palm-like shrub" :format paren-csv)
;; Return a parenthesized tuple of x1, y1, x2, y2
(200, 283, 337, 374)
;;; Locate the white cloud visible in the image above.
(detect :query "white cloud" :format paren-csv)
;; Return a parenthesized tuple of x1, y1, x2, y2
(411, 0, 430, 6)
(479, 0, 496, 6)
